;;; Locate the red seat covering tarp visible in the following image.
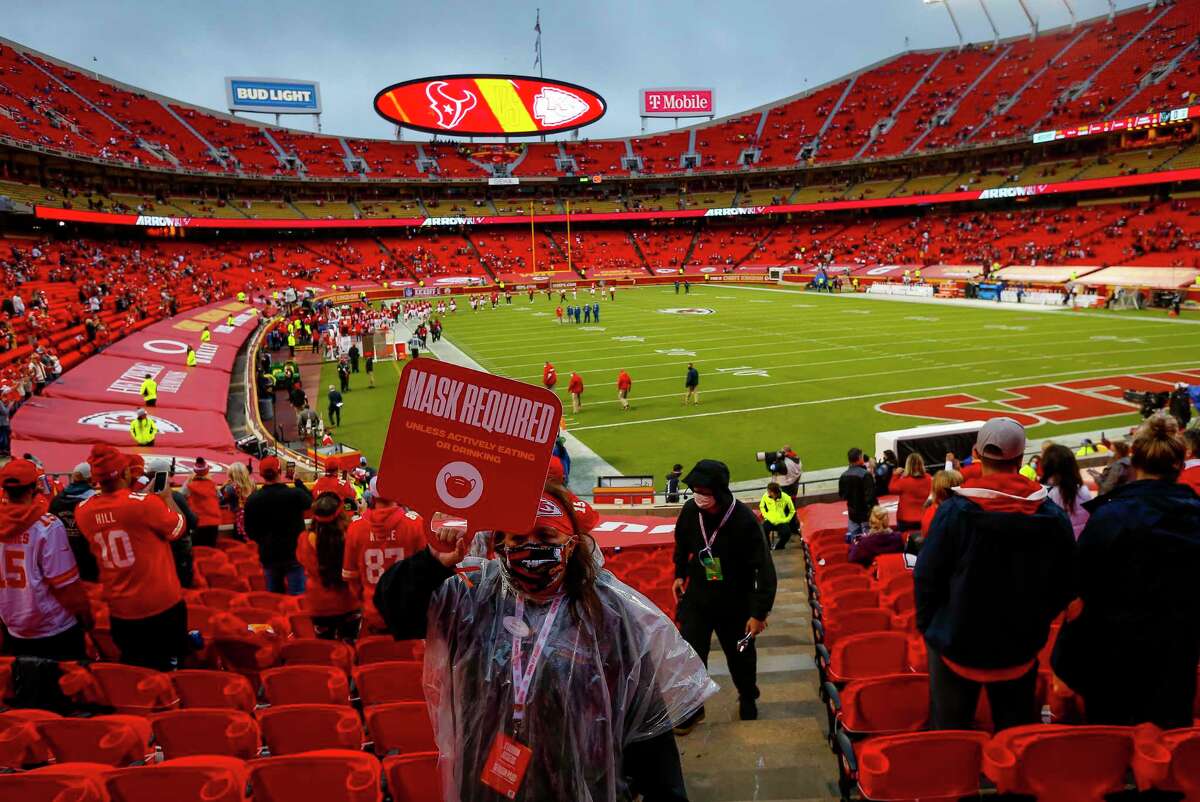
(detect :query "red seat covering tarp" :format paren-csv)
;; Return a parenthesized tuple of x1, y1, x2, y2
(44, 354, 232, 413)
(13, 397, 234, 449)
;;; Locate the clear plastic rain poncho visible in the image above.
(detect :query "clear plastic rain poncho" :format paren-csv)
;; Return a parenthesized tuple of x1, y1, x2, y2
(421, 554, 718, 802)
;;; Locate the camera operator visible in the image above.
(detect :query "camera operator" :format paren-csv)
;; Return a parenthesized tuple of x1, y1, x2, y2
(768, 445, 802, 498)
(872, 450, 898, 499)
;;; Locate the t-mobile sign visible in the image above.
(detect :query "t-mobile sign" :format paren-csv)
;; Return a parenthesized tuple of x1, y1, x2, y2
(640, 88, 714, 117)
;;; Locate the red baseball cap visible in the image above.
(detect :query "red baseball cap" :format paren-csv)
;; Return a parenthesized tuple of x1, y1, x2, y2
(260, 456, 282, 479)
(88, 444, 128, 481)
(0, 458, 39, 488)
(546, 456, 565, 485)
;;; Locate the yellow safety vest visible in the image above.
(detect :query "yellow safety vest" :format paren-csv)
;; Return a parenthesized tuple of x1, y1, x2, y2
(186, 350, 196, 367)
(226, 315, 234, 326)
(130, 417, 157, 445)
(200, 329, 211, 343)
(237, 291, 246, 302)
(140, 378, 157, 402)
(287, 334, 296, 347)
(759, 493, 795, 525)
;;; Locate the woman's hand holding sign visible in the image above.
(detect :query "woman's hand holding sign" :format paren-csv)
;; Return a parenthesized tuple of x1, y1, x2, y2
(429, 525, 469, 567)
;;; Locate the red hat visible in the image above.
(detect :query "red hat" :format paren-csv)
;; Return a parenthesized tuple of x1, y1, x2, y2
(0, 458, 39, 488)
(260, 456, 282, 479)
(324, 462, 338, 476)
(193, 457, 210, 476)
(532, 491, 599, 537)
(126, 454, 145, 478)
(88, 444, 128, 481)
(546, 456, 565, 485)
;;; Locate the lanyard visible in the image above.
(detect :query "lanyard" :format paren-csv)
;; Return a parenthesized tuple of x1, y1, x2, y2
(698, 501, 735, 555)
(511, 595, 563, 721)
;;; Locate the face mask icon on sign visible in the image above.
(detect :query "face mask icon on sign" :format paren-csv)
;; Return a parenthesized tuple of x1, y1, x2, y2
(435, 461, 484, 510)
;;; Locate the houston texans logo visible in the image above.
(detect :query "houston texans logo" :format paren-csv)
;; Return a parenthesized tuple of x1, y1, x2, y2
(426, 81, 477, 129)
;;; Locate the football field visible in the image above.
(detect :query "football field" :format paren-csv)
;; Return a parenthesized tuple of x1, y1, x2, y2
(327, 285, 1200, 483)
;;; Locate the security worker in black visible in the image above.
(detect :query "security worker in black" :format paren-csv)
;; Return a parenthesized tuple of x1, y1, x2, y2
(672, 459, 777, 734)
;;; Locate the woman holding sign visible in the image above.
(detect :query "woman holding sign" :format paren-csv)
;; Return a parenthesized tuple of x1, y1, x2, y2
(375, 481, 715, 802)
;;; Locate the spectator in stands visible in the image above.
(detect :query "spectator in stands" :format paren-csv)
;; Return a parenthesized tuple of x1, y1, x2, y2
(183, 457, 222, 548)
(0, 393, 11, 457)
(49, 462, 97, 581)
(1179, 429, 1200, 494)
(296, 492, 361, 642)
(672, 459, 776, 728)
(914, 469, 963, 554)
(839, 448, 876, 542)
(849, 505, 903, 567)
(1169, 383, 1192, 428)
(1089, 439, 1133, 495)
(129, 408, 157, 447)
(915, 418, 1075, 731)
(313, 463, 357, 511)
(342, 477, 425, 634)
(1053, 414, 1200, 729)
(220, 462, 255, 542)
(1040, 444, 1093, 539)
(375, 481, 713, 802)
(145, 457, 197, 590)
(328, 384, 344, 427)
(759, 481, 796, 551)
(889, 453, 931, 533)
(243, 456, 313, 595)
(0, 459, 93, 660)
(76, 445, 190, 671)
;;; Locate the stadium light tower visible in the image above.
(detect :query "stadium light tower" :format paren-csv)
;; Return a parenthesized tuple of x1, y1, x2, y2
(923, 0, 963, 50)
(976, 0, 999, 46)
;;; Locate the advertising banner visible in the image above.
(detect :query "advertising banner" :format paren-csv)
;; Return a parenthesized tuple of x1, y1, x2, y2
(44, 354, 231, 412)
(13, 397, 234, 449)
(226, 77, 322, 114)
(374, 74, 606, 137)
(640, 88, 714, 117)
(376, 360, 562, 535)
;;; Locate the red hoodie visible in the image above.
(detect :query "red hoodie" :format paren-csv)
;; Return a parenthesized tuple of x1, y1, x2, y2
(0, 496, 51, 542)
(568, 374, 584, 394)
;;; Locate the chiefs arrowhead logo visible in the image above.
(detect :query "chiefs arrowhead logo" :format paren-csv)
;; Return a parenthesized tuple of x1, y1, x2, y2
(532, 86, 588, 127)
(537, 497, 565, 518)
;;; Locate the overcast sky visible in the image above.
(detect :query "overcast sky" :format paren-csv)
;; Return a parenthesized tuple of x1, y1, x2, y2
(8, 0, 1147, 141)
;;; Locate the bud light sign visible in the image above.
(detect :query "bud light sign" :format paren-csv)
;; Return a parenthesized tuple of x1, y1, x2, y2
(374, 74, 606, 137)
(225, 77, 322, 114)
(640, 88, 714, 118)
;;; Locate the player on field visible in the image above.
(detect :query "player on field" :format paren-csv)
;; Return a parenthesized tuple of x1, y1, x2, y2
(543, 361, 557, 392)
(343, 477, 426, 633)
(76, 444, 189, 670)
(0, 459, 93, 660)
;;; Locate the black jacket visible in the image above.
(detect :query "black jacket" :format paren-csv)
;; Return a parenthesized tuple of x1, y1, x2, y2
(914, 485, 1075, 669)
(672, 498, 777, 620)
(1052, 480, 1200, 723)
(49, 481, 98, 582)
(838, 464, 877, 523)
(244, 481, 313, 567)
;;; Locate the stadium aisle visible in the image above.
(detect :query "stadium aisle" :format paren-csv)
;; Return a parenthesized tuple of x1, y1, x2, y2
(679, 546, 837, 801)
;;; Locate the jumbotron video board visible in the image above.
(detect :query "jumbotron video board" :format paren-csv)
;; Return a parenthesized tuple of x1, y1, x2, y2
(374, 74, 606, 137)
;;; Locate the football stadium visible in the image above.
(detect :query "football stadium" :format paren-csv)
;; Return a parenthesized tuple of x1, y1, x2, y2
(0, 0, 1199, 799)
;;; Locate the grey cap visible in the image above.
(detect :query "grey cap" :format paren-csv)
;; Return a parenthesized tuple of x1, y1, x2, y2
(976, 417, 1026, 461)
(73, 462, 92, 480)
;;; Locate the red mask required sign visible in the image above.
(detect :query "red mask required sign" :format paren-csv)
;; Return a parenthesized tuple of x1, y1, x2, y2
(377, 360, 562, 536)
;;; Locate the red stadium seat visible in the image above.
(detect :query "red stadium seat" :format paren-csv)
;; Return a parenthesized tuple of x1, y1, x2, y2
(831, 673, 929, 737)
(171, 669, 258, 712)
(106, 755, 249, 802)
(249, 749, 381, 802)
(262, 664, 351, 706)
(85, 663, 178, 714)
(353, 661, 424, 706)
(365, 702, 436, 756)
(235, 592, 303, 615)
(1134, 726, 1200, 799)
(0, 762, 113, 802)
(37, 714, 154, 766)
(0, 709, 57, 768)
(279, 638, 354, 675)
(355, 636, 423, 665)
(984, 724, 1134, 802)
(257, 704, 364, 755)
(856, 730, 989, 800)
(383, 752, 442, 802)
(816, 608, 892, 647)
(151, 708, 261, 760)
(818, 631, 912, 684)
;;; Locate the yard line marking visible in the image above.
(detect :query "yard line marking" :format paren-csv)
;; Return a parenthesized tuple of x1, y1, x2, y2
(569, 360, 1200, 432)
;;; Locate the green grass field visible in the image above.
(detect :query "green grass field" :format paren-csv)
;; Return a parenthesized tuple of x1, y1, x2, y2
(325, 285, 1200, 482)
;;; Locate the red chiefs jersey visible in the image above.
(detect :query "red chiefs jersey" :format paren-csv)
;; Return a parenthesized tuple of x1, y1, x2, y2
(342, 506, 426, 628)
(313, 476, 356, 503)
(75, 489, 185, 619)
